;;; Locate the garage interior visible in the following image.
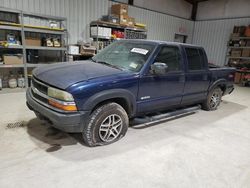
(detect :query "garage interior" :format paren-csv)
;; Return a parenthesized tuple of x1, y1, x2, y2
(0, 0, 250, 187)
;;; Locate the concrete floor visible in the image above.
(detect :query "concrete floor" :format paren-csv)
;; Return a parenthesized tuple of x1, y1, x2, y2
(0, 85, 250, 188)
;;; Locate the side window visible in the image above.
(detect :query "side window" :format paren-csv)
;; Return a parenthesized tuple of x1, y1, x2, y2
(155, 46, 181, 72)
(185, 48, 204, 71)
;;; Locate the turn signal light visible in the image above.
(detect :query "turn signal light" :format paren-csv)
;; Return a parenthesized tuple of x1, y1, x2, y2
(48, 99, 77, 111)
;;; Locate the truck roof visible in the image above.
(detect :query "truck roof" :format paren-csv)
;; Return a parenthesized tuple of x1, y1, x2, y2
(124, 39, 203, 48)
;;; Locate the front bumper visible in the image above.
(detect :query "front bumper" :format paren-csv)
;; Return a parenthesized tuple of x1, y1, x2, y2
(26, 88, 90, 133)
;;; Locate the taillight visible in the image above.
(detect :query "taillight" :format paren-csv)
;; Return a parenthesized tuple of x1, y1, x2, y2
(228, 74, 234, 78)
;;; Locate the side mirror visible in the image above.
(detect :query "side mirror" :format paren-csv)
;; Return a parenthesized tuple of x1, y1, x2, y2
(150, 62, 168, 75)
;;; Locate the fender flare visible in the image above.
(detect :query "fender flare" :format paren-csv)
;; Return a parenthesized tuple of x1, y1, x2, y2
(83, 89, 137, 116)
(208, 79, 227, 94)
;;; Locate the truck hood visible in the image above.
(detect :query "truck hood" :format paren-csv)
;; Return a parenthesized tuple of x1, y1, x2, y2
(33, 61, 123, 89)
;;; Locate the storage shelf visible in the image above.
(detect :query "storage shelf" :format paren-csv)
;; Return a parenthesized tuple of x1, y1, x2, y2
(90, 21, 147, 32)
(231, 36, 250, 40)
(90, 35, 112, 39)
(126, 27, 147, 32)
(26, 46, 66, 50)
(24, 27, 66, 35)
(27, 63, 49, 67)
(228, 56, 250, 60)
(228, 46, 250, 49)
(0, 88, 26, 94)
(0, 23, 65, 34)
(0, 45, 23, 49)
(0, 64, 24, 68)
(0, 24, 21, 31)
(0, 9, 68, 94)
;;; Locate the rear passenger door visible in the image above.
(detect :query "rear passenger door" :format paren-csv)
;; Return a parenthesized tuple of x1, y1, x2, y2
(182, 47, 210, 104)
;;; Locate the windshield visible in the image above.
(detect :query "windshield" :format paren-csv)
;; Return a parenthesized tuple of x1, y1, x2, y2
(92, 41, 156, 72)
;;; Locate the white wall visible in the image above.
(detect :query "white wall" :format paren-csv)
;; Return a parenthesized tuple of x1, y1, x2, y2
(193, 18, 250, 66)
(193, 0, 250, 66)
(197, 0, 250, 20)
(0, 0, 194, 44)
(134, 0, 192, 19)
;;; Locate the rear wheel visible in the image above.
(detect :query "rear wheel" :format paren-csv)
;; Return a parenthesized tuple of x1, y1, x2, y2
(82, 102, 129, 147)
(202, 87, 223, 111)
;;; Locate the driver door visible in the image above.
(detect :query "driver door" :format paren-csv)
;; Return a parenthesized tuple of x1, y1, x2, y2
(137, 45, 185, 113)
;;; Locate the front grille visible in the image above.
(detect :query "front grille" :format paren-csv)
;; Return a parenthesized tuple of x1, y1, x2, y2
(31, 89, 48, 104)
(32, 77, 48, 94)
(31, 77, 49, 105)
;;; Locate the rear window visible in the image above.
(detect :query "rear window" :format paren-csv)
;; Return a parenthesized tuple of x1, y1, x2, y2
(185, 48, 205, 71)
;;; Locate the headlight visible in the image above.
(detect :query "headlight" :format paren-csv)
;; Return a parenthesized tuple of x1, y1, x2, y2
(48, 87, 74, 102)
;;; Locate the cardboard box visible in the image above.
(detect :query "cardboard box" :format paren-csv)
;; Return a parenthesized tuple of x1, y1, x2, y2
(3, 55, 23, 65)
(68, 45, 79, 55)
(234, 72, 242, 84)
(245, 26, 250, 37)
(231, 49, 242, 57)
(246, 40, 250, 47)
(103, 28, 112, 37)
(90, 26, 104, 37)
(242, 49, 250, 57)
(25, 37, 41, 46)
(119, 15, 129, 25)
(127, 17, 135, 26)
(111, 4, 128, 16)
(80, 46, 96, 55)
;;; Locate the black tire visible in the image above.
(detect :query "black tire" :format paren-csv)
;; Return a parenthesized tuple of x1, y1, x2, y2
(82, 102, 129, 147)
(202, 87, 223, 111)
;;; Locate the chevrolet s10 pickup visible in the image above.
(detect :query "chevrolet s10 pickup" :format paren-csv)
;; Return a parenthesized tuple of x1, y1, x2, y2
(26, 40, 235, 146)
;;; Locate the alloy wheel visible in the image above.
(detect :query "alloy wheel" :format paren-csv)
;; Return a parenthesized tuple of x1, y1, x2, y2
(99, 114, 123, 142)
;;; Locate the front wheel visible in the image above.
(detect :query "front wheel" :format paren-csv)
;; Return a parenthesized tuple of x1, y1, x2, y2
(82, 102, 129, 147)
(202, 87, 223, 111)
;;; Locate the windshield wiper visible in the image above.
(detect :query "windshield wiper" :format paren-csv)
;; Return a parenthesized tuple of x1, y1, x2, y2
(95, 61, 124, 71)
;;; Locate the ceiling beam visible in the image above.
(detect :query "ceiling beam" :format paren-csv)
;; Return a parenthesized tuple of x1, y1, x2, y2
(185, 0, 209, 20)
(185, 0, 209, 5)
(191, 2, 198, 21)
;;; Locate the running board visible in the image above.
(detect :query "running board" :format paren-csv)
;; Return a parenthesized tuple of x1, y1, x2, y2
(131, 105, 201, 129)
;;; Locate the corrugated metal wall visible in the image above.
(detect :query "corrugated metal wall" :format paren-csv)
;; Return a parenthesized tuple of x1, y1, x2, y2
(0, 0, 194, 44)
(0, 0, 109, 43)
(109, 1, 194, 43)
(193, 17, 250, 66)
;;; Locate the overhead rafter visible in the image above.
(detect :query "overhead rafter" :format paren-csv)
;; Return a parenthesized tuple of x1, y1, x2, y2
(185, 0, 209, 4)
(185, 0, 209, 21)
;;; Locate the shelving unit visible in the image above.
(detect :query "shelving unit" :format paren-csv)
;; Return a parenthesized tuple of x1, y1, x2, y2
(226, 26, 250, 85)
(226, 35, 250, 67)
(0, 7, 68, 93)
(90, 21, 147, 52)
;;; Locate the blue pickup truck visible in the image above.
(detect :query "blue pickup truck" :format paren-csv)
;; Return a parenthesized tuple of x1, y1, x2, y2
(26, 40, 235, 146)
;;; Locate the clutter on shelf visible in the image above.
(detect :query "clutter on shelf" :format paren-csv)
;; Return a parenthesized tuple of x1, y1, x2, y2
(227, 25, 250, 85)
(89, 3, 147, 51)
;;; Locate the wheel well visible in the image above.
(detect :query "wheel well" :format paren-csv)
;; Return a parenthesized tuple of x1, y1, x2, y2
(91, 98, 132, 117)
(217, 84, 226, 94)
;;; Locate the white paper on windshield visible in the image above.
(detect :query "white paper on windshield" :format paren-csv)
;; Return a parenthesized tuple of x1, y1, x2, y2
(129, 62, 138, 69)
(131, 48, 148, 55)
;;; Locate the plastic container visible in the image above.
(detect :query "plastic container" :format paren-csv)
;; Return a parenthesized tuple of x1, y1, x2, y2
(8, 73, 17, 88)
(17, 74, 25, 88)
